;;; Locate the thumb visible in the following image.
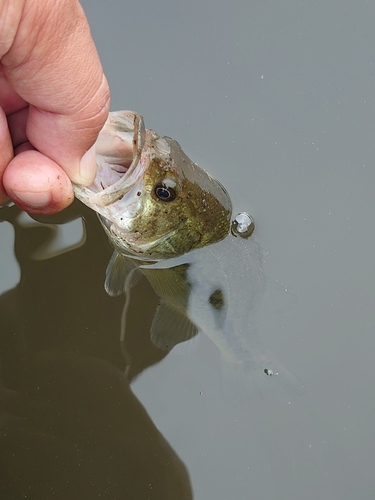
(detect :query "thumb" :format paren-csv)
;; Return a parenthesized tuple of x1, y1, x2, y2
(2, 0, 110, 185)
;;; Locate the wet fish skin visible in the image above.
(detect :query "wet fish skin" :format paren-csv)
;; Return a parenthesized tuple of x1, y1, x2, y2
(74, 111, 232, 260)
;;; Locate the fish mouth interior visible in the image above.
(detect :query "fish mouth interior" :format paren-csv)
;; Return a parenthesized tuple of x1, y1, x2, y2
(95, 156, 133, 191)
(74, 111, 147, 207)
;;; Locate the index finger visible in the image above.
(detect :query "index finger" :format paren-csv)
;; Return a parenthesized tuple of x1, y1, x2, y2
(1, 0, 110, 185)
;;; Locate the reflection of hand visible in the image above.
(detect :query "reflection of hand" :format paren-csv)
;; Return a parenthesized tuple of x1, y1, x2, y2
(0, 0, 110, 214)
(0, 350, 193, 499)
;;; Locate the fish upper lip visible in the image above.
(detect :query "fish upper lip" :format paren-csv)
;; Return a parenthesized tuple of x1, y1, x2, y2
(73, 111, 148, 208)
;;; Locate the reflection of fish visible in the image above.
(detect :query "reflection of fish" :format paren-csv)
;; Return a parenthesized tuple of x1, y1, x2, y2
(74, 111, 302, 399)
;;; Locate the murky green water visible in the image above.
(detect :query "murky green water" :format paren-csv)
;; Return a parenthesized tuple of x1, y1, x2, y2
(1, 1, 375, 498)
(0, 202, 192, 498)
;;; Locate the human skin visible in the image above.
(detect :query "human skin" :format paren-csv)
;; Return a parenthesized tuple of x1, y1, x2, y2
(0, 0, 110, 214)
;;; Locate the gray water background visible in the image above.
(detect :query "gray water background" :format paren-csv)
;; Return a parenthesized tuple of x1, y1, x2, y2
(1, 0, 374, 498)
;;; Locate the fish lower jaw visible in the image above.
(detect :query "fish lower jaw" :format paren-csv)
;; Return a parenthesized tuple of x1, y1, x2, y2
(108, 226, 178, 260)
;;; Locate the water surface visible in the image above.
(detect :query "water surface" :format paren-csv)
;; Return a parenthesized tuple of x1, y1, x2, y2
(1, 0, 375, 498)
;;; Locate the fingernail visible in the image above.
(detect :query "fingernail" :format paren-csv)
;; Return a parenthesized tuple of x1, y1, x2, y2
(11, 190, 51, 208)
(79, 145, 97, 185)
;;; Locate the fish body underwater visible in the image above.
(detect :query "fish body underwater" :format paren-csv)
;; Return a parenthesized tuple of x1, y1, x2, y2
(74, 111, 302, 401)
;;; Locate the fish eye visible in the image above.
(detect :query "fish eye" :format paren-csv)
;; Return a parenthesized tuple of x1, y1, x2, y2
(154, 183, 176, 202)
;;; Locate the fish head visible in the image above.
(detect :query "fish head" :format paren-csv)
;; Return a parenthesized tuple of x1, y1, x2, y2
(74, 111, 232, 260)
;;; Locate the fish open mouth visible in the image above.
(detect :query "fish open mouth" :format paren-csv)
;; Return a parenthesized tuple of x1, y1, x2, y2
(73, 111, 148, 210)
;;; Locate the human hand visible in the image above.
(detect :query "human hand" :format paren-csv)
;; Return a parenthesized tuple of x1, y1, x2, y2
(0, 0, 110, 214)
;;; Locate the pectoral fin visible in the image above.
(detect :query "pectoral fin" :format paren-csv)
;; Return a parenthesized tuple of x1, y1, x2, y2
(105, 251, 143, 296)
(150, 301, 198, 351)
(141, 264, 190, 307)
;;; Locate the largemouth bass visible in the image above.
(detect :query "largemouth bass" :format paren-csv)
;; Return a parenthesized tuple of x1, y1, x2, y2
(74, 111, 231, 260)
(74, 111, 302, 400)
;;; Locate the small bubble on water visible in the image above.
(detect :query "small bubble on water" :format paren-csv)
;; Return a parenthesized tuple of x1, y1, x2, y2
(231, 212, 255, 238)
(264, 368, 279, 376)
